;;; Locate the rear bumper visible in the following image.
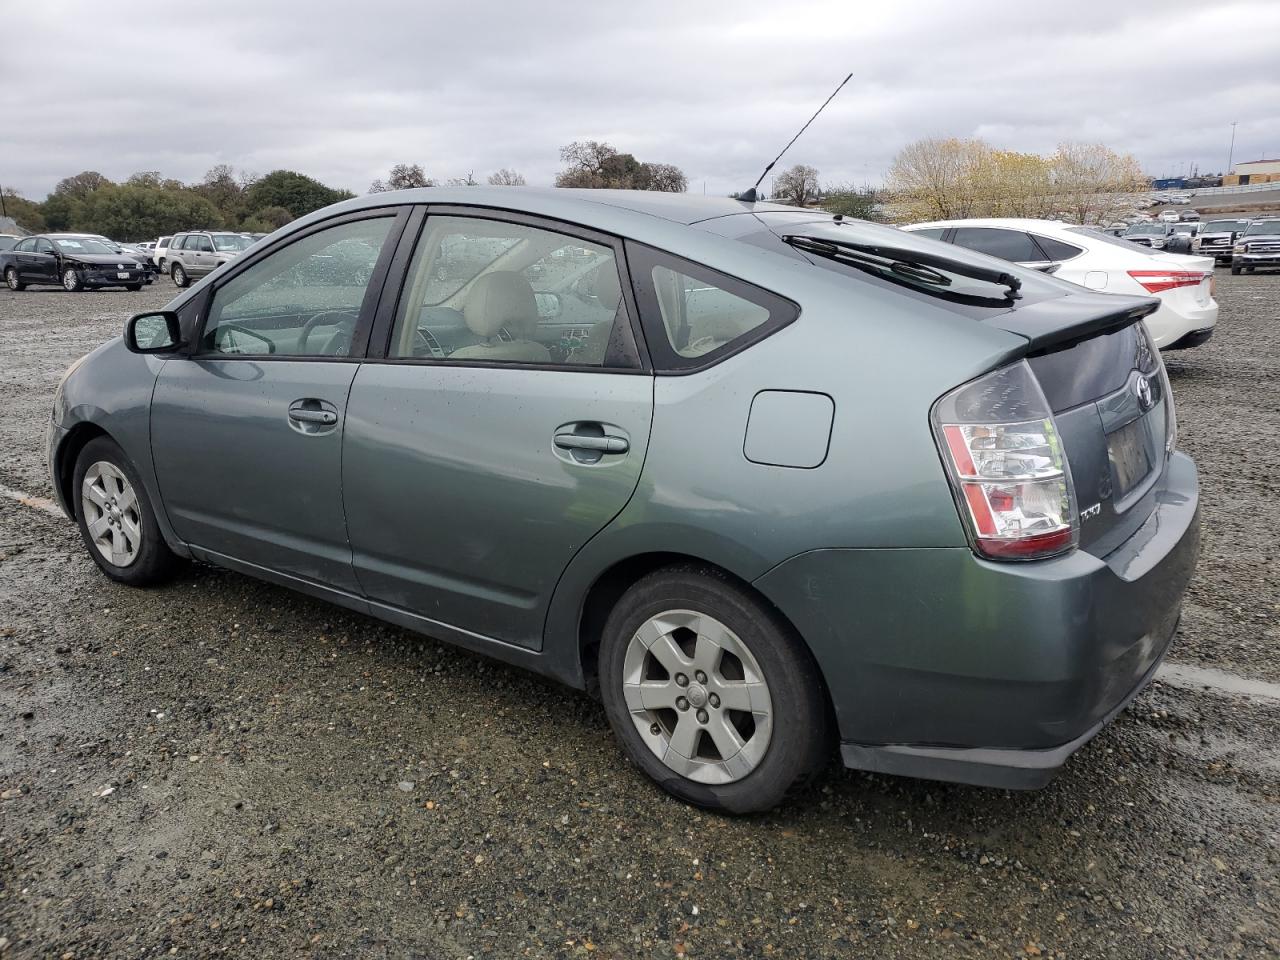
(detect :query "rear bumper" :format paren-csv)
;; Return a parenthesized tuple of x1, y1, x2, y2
(1148, 297, 1216, 349)
(754, 452, 1200, 789)
(1164, 326, 1215, 350)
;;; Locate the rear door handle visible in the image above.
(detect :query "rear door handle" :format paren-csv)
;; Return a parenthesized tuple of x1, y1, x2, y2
(554, 432, 629, 454)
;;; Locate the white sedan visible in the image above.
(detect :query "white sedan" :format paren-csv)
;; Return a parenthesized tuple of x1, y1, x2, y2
(901, 218, 1217, 350)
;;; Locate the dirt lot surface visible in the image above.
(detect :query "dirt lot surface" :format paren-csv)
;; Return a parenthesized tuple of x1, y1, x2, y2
(1, 273, 1278, 959)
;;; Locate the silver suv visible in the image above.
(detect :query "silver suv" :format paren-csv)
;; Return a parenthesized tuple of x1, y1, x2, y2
(167, 231, 254, 287)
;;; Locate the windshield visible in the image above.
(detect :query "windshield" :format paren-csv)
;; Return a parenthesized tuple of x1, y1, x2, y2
(212, 234, 253, 252)
(1067, 227, 1165, 255)
(1125, 223, 1165, 236)
(1244, 221, 1280, 237)
(54, 238, 114, 255)
(1203, 220, 1246, 233)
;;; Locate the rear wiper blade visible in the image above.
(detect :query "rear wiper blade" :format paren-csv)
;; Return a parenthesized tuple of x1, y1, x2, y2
(781, 234, 1023, 301)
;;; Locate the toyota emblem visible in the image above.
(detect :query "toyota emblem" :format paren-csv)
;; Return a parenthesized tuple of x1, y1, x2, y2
(1134, 375, 1154, 411)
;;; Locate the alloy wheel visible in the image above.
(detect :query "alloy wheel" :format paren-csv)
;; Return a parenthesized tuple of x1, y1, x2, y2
(63, 268, 79, 291)
(80, 461, 142, 567)
(5, 268, 18, 290)
(621, 609, 773, 785)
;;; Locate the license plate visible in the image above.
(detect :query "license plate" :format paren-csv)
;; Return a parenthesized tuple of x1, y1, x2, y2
(117, 272, 131, 279)
(1109, 418, 1152, 498)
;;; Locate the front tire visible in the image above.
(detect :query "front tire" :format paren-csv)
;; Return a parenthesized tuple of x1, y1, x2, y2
(73, 436, 179, 586)
(4, 267, 24, 291)
(171, 262, 189, 287)
(125, 284, 142, 291)
(598, 566, 831, 813)
(62, 267, 83, 292)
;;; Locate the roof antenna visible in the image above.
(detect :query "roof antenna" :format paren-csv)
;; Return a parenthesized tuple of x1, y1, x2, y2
(737, 72, 853, 204)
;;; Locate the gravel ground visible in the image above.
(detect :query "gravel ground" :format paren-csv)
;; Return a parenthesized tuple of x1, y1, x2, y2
(1, 275, 1278, 959)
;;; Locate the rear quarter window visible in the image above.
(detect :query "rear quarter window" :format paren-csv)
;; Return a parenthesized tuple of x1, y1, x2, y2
(626, 243, 797, 372)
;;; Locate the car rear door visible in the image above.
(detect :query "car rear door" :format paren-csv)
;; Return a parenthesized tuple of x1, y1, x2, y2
(149, 208, 410, 593)
(342, 207, 653, 649)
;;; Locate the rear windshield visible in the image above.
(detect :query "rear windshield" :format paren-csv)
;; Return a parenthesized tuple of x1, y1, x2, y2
(212, 234, 253, 252)
(1068, 227, 1165, 255)
(1244, 221, 1280, 236)
(750, 216, 1072, 318)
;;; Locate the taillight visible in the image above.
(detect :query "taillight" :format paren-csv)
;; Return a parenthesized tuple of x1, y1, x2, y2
(933, 362, 1077, 561)
(1127, 270, 1208, 294)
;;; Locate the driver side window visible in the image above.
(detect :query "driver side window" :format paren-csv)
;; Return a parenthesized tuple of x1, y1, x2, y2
(201, 217, 393, 357)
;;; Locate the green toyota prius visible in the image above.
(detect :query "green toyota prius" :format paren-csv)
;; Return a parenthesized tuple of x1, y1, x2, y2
(48, 188, 1199, 812)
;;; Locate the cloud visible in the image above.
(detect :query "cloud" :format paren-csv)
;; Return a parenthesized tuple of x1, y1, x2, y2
(2, 0, 1277, 199)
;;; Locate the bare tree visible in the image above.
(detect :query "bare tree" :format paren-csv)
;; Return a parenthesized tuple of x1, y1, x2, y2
(370, 163, 434, 193)
(1050, 142, 1147, 225)
(555, 141, 686, 191)
(445, 172, 480, 187)
(487, 168, 527, 186)
(774, 164, 820, 206)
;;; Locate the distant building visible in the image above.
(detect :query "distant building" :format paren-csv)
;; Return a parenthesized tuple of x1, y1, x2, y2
(1224, 159, 1280, 186)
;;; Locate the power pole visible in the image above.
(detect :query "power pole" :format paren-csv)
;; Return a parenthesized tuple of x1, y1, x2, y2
(0, 184, 7, 220)
(1228, 121, 1238, 173)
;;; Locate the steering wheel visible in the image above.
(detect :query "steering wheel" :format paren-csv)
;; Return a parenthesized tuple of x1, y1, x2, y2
(297, 310, 359, 356)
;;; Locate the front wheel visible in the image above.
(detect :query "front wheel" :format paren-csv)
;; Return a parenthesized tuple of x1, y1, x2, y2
(171, 263, 188, 287)
(4, 267, 24, 291)
(1231, 265, 1242, 275)
(73, 436, 180, 586)
(62, 267, 83, 292)
(598, 566, 831, 813)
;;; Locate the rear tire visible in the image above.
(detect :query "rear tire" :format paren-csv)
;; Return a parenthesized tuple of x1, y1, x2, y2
(4, 267, 24, 291)
(598, 565, 831, 813)
(73, 436, 180, 587)
(171, 262, 188, 287)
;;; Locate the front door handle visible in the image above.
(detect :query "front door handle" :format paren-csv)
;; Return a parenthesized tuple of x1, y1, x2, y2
(289, 408, 337, 425)
(554, 432, 629, 454)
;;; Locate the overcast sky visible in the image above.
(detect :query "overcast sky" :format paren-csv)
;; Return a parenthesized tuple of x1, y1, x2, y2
(3, 0, 1278, 200)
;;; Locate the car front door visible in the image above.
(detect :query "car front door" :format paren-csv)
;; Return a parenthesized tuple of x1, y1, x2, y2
(29, 238, 59, 282)
(342, 209, 653, 649)
(149, 209, 408, 593)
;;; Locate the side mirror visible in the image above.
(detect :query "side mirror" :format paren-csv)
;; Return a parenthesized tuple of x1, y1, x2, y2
(1032, 262, 1061, 275)
(125, 311, 183, 354)
(534, 292, 562, 319)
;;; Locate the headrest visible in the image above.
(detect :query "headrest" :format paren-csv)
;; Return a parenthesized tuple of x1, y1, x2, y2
(463, 271, 538, 338)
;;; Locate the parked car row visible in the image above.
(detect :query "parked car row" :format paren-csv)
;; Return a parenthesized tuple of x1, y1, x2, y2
(902, 217, 1218, 350)
(1, 230, 265, 292)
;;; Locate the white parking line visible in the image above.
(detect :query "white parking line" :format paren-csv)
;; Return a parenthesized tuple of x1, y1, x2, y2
(1155, 662, 1280, 703)
(2, 479, 1279, 704)
(0, 482, 67, 518)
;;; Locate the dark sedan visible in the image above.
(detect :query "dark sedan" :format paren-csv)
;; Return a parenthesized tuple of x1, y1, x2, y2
(1, 234, 149, 292)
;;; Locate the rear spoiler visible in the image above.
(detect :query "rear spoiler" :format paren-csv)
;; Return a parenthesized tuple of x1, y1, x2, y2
(987, 291, 1160, 354)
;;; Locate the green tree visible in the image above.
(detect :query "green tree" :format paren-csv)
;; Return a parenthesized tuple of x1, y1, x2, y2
(240, 206, 294, 233)
(1, 189, 48, 232)
(192, 165, 248, 225)
(245, 170, 353, 220)
(76, 185, 223, 240)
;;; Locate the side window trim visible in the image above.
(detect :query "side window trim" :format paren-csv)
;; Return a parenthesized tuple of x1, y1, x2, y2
(1028, 234, 1084, 263)
(624, 241, 799, 375)
(365, 203, 652, 374)
(188, 206, 412, 362)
